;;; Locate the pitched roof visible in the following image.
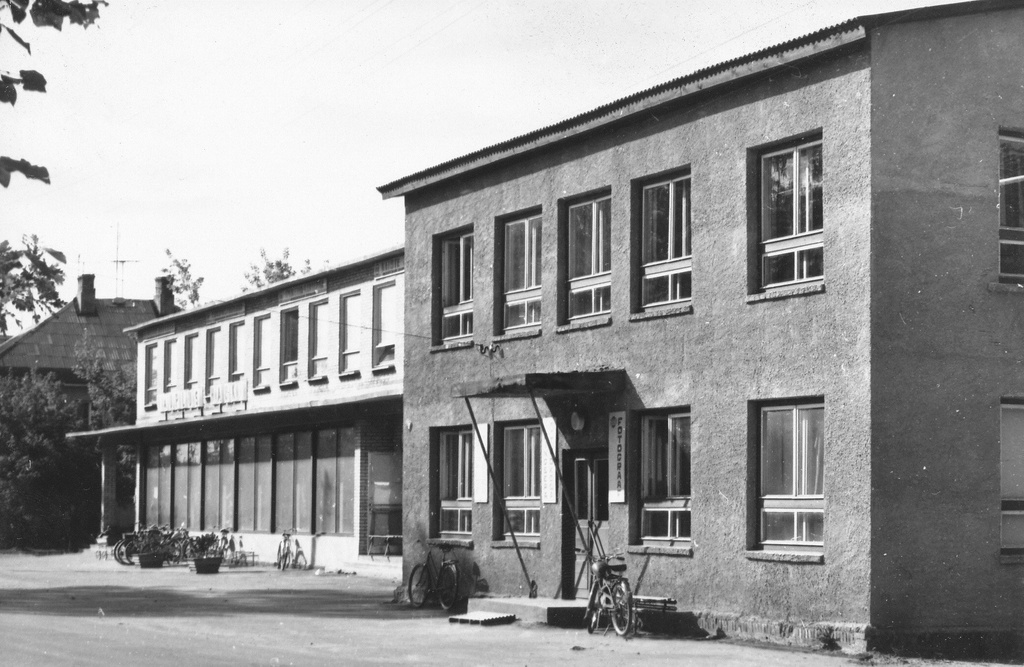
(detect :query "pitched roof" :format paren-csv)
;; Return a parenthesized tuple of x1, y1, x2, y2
(0, 298, 157, 376)
(377, 0, 1017, 199)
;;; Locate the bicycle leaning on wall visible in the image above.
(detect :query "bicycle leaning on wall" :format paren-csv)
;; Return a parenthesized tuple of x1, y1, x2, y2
(407, 541, 459, 610)
(275, 529, 308, 570)
(583, 552, 634, 637)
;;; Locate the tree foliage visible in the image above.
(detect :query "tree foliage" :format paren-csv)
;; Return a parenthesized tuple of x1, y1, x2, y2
(243, 247, 312, 291)
(0, 234, 65, 335)
(0, 368, 97, 550)
(163, 249, 204, 310)
(0, 0, 104, 187)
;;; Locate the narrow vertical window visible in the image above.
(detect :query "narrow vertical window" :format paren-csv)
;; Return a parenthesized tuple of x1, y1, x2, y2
(373, 282, 397, 367)
(503, 216, 542, 331)
(339, 292, 360, 373)
(641, 177, 692, 307)
(1000, 403, 1024, 554)
(759, 403, 824, 548)
(205, 328, 220, 396)
(144, 344, 157, 405)
(228, 322, 244, 382)
(163, 339, 178, 393)
(440, 231, 474, 339)
(183, 333, 198, 389)
(999, 134, 1024, 280)
(308, 301, 329, 378)
(567, 197, 611, 318)
(760, 140, 823, 289)
(439, 430, 473, 534)
(502, 424, 541, 536)
(640, 413, 691, 542)
(280, 309, 299, 382)
(253, 316, 270, 388)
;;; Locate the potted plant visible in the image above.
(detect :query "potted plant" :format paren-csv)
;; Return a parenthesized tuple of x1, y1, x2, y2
(191, 532, 225, 575)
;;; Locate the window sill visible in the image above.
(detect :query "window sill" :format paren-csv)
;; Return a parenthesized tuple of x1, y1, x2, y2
(143, 403, 158, 412)
(491, 540, 540, 550)
(371, 364, 396, 375)
(430, 339, 475, 354)
(307, 376, 329, 385)
(627, 544, 693, 557)
(629, 304, 693, 322)
(744, 550, 823, 564)
(989, 281, 1024, 293)
(252, 385, 272, 395)
(338, 370, 361, 381)
(747, 282, 825, 304)
(556, 316, 612, 334)
(494, 328, 541, 343)
(429, 537, 474, 549)
(278, 380, 299, 390)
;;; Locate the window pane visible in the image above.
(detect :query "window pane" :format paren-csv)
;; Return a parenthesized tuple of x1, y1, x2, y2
(528, 218, 542, 287)
(674, 179, 690, 257)
(281, 310, 299, 365)
(671, 416, 691, 497)
(799, 407, 824, 496)
(568, 203, 593, 279)
(276, 433, 295, 531)
(763, 252, 795, 286)
(762, 409, 793, 496)
(504, 428, 525, 497)
(642, 417, 668, 499)
(763, 152, 794, 240)
(799, 512, 823, 542)
(220, 439, 234, 531)
(505, 221, 526, 292)
(255, 435, 273, 531)
(184, 336, 196, 387)
(597, 199, 611, 273)
(237, 437, 255, 530)
(145, 345, 157, 404)
(527, 427, 541, 497)
(295, 432, 312, 532)
(164, 340, 177, 390)
(441, 433, 459, 500)
(672, 271, 692, 301)
(594, 285, 611, 313)
(145, 446, 162, 526)
(442, 238, 461, 306)
(206, 329, 220, 392)
(527, 299, 541, 324)
(229, 323, 243, 379)
(1001, 138, 1024, 180)
(643, 183, 670, 264)
(644, 510, 668, 538)
(339, 428, 356, 535)
(505, 301, 526, 329)
(799, 145, 823, 233)
(340, 294, 360, 371)
(461, 236, 474, 302)
(1002, 180, 1024, 229)
(204, 440, 222, 529)
(569, 289, 594, 318)
(1001, 243, 1024, 276)
(762, 511, 794, 542)
(158, 445, 171, 525)
(798, 246, 824, 280)
(316, 429, 339, 534)
(643, 274, 669, 306)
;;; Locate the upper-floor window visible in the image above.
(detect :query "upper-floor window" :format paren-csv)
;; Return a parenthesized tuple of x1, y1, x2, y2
(641, 177, 691, 307)
(641, 412, 691, 542)
(441, 231, 473, 340)
(228, 322, 244, 382)
(759, 402, 824, 549)
(503, 216, 542, 331)
(253, 315, 270, 388)
(183, 334, 198, 389)
(205, 328, 221, 395)
(339, 292, 360, 373)
(999, 134, 1024, 280)
(308, 301, 329, 378)
(439, 429, 473, 534)
(163, 339, 178, 392)
(502, 423, 541, 536)
(280, 309, 299, 382)
(144, 343, 157, 405)
(567, 196, 611, 319)
(373, 282, 397, 367)
(760, 140, 823, 289)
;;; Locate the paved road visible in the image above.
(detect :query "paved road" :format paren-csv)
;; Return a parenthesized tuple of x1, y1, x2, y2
(0, 551, 985, 666)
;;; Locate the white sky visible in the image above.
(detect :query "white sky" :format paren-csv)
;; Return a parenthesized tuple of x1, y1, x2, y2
(3, 0, 964, 316)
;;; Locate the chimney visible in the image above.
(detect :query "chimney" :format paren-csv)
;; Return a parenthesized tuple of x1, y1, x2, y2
(76, 274, 97, 316)
(154, 276, 175, 317)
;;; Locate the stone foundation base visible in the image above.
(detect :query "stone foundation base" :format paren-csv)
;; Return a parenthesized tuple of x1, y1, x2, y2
(694, 612, 868, 654)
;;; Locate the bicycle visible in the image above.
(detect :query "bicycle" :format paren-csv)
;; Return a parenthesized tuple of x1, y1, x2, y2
(583, 552, 634, 637)
(407, 542, 459, 610)
(275, 529, 308, 570)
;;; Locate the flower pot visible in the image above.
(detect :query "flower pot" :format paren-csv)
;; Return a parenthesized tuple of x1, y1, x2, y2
(194, 556, 223, 574)
(138, 552, 163, 569)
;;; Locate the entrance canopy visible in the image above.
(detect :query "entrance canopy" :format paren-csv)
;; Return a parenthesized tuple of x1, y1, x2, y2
(451, 369, 625, 399)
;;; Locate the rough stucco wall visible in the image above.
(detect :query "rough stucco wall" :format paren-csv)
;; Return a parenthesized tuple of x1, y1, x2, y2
(403, 49, 872, 624)
(870, 7, 1024, 633)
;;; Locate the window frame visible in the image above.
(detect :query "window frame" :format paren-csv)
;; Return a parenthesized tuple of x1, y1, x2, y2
(501, 423, 542, 537)
(205, 327, 221, 397)
(640, 177, 692, 309)
(502, 215, 542, 332)
(759, 139, 823, 290)
(758, 402, 825, 550)
(566, 196, 612, 320)
(339, 291, 360, 373)
(144, 343, 157, 406)
(228, 321, 244, 383)
(252, 315, 271, 388)
(163, 339, 178, 393)
(439, 429, 474, 535)
(280, 308, 300, 383)
(999, 134, 1024, 281)
(372, 281, 398, 368)
(640, 412, 691, 543)
(440, 230, 474, 340)
(308, 300, 329, 379)
(183, 333, 198, 389)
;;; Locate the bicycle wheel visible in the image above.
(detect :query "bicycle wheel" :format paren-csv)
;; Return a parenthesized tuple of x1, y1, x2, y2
(407, 563, 430, 608)
(436, 563, 458, 610)
(610, 579, 634, 637)
(586, 607, 601, 634)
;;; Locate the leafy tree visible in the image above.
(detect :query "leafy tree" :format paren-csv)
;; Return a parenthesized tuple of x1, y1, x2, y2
(0, 0, 104, 187)
(0, 368, 97, 550)
(243, 248, 312, 291)
(163, 249, 204, 309)
(0, 234, 66, 335)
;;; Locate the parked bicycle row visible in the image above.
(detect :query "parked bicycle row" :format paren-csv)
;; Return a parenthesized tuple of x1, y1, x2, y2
(105, 526, 254, 567)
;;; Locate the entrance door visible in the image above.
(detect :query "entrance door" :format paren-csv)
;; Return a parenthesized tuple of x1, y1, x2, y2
(563, 450, 608, 598)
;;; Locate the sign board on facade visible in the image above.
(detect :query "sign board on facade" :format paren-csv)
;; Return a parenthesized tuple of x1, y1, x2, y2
(608, 411, 626, 503)
(158, 379, 249, 415)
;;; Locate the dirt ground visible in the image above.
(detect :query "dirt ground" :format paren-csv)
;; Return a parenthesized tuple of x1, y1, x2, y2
(0, 551, 999, 666)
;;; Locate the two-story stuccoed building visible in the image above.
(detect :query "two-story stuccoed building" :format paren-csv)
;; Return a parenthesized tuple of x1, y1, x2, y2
(81, 248, 405, 569)
(378, 0, 1024, 657)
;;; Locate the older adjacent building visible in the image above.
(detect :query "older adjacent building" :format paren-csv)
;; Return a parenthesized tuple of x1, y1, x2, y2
(379, 0, 1024, 656)
(78, 248, 405, 568)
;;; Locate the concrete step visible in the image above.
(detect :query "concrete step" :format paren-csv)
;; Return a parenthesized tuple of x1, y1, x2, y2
(467, 596, 587, 627)
(335, 556, 402, 580)
(449, 611, 517, 626)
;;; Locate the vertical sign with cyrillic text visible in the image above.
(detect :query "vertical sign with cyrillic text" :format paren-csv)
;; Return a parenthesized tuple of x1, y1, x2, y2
(608, 411, 626, 503)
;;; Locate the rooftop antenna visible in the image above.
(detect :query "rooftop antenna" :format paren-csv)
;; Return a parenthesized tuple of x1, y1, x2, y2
(111, 221, 139, 299)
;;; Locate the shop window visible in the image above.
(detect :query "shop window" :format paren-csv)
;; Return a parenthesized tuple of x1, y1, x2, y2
(256, 435, 273, 531)
(759, 402, 824, 549)
(439, 429, 473, 534)
(502, 216, 542, 331)
(372, 282, 397, 367)
(339, 292, 360, 372)
(144, 344, 157, 405)
(173, 442, 202, 530)
(275, 432, 313, 533)
(145, 444, 172, 525)
(1000, 403, 1024, 554)
(183, 333, 198, 389)
(567, 196, 611, 319)
(316, 427, 356, 535)
(640, 412, 691, 543)
(163, 339, 178, 393)
(228, 322, 244, 382)
(205, 328, 221, 396)
(999, 134, 1024, 280)
(237, 437, 256, 530)
(440, 231, 474, 340)
(760, 139, 823, 289)
(203, 439, 235, 531)
(280, 309, 299, 382)
(253, 316, 270, 388)
(308, 301, 329, 378)
(640, 176, 691, 308)
(502, 424, 541, 536)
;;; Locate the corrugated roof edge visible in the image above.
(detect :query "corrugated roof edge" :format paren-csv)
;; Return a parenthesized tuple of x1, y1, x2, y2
(126, 244, 404, 334)
(377, 0, 1016, 199)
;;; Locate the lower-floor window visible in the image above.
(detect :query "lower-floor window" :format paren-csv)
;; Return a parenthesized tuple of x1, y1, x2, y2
(503, 424, 541, 536)
(316, 427, 356, 536)
(236, 435, 273, 532)
(1001, 403, 1024, 553)
(203, 439, 235, 530)
(440, 429, 473, 534)
(759, 402, 824, 548)
(173, 442, 202, 530)
(641, 412, 691, 542)
(145, 445, 172, 526)
(275, 432, 313, 533)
